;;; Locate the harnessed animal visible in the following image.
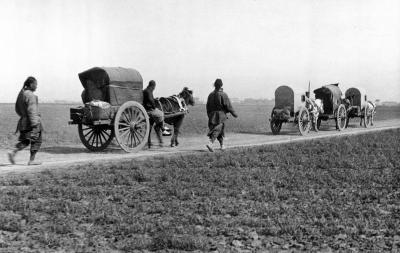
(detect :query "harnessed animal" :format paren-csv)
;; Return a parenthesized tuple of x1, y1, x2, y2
(149, 87, 195, 147)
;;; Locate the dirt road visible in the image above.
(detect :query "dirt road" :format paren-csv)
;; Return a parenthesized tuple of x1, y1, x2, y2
(1, 119, 400, 175)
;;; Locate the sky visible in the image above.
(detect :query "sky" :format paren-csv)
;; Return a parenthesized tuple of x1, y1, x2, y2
(0, 0, 399, 103)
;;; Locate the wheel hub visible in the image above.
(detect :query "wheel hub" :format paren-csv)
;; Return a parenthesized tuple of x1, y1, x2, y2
(130, 121, 136, 130)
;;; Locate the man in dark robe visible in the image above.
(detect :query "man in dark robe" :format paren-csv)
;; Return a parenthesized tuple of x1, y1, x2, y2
(8, 76, 43, 165)
(143, 80, 164, 146)
(206, 79, 238, 152)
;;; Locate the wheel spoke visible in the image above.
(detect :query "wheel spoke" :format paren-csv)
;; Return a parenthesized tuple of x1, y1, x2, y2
(99, 129, 109, 141)
(95, 132, 99, 147)
(119, 128, 131, 139)
(118, 125, 130, 131)
(122, 112, 131, 124)
(91, 131, 96, 146)
(87, 130, 96, 144)
(135, 129, 145, 139)
(84, 129, 94, 138)
(98, 132, 104, 146)
(119, 122, 130, 127)
(131, 131, 137, 147)
(128, 132, 134, 147)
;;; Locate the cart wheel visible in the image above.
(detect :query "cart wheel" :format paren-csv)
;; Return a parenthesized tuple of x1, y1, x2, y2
(298, 106, 310, 135)
(336, 104, 347, 131)
(114, 101, 150, 153)
(270, 110, 282, 135)
(78, 123, 114, 151)
(364, 108, 372, 128)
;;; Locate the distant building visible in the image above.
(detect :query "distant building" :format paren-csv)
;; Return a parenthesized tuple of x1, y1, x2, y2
(381, 101, 399, 107)
(231, 97, 241, 104)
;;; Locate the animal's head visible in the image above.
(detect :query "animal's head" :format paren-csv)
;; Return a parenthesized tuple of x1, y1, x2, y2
(180, 87, 195, 106)
(343, 98, 351, 108)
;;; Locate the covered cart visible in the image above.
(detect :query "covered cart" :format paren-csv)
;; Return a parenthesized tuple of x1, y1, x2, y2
(344, 87, 373, 128)
(313, 83, 347, 131)
(269, 85, 313, 135)
(69, 67, 150, 152)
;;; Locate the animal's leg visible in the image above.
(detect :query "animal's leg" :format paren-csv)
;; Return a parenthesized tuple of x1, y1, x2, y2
(174, 126, 179, 146)
(174, 116, 184, 146)
(170, 127, 176, 147)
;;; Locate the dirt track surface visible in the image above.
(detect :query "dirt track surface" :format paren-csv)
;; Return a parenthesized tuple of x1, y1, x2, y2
(1, 119, 400, 175)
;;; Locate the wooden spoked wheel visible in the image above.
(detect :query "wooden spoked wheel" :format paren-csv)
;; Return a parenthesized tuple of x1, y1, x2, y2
(270, 110, 282, 135)
(336, 104, 347, 131)
(363, 107, 372, 128)
(298, 106, 310, 135)
(114, 101, 150, 153)
(78, 124, 114, 151)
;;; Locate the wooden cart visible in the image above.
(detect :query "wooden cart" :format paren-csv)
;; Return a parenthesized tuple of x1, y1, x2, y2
(269, 85, 313, 135)
(344, 87, 373, 128)
(69, 67, 150, 153)
(314, 83, 347, 131)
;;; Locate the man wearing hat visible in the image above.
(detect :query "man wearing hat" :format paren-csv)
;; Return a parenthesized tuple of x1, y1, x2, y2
(206, 78, 238, 152)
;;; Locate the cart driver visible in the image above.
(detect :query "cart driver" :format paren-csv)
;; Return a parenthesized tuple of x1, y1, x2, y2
(143, 80, 165, 147)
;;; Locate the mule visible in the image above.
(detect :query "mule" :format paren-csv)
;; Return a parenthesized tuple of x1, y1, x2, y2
(147, 87, 195, 147)
(362, 101, 377, 126)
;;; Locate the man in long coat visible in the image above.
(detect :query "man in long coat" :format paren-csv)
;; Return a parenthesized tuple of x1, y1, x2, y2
(8, 76, 43, 165)
(206, 78, 237, 152)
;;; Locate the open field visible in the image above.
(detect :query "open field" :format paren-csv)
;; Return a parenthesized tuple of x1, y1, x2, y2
(1, 103, 399, 149)
(0, 129, 399, 252)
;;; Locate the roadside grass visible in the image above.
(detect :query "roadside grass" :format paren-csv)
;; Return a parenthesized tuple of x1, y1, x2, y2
(1, 103, 399, 148)
(0, 129, 399, 252)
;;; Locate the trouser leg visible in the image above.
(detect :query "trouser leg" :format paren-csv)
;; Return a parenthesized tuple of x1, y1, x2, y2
(154, 123, 163, 144)
(29, 131, 42, 161)
(15, 140, 30, 152)
(208, 123, 223, 143)
(217, 123, 225, 145)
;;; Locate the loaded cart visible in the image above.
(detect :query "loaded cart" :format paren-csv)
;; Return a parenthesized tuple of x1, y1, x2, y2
(69, 67, 150, 152)
(313, 83, 347, 131)
(344, 87, 373, 128)
(269, 85, 316, 135)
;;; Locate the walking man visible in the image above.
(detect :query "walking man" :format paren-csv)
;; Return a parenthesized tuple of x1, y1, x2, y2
(143, 80, 165, 147)
(206, 78, 238, 152)
(8, 76, 43, 165)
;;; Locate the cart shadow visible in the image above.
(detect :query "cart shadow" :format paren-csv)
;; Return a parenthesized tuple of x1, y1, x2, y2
(41, 146, 123, 154)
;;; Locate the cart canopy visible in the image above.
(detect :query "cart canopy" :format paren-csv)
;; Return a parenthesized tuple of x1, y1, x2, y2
(313, 83, 343, 115)
(79, 67, 143, 106)
(274, 85, 294, 113)
(345, 87, 368, 108)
